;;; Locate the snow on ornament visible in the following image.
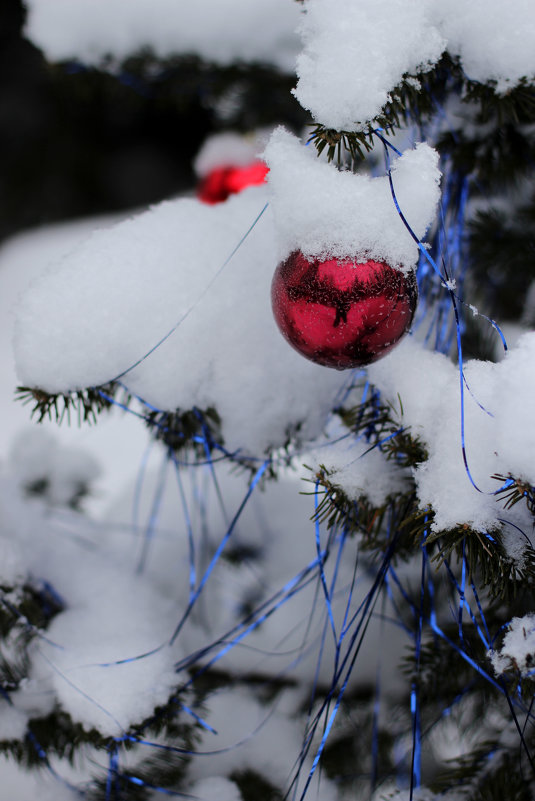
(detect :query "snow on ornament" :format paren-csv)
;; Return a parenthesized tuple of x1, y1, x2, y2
(271, 251, 417, 369)
(264, 128, 441, 368)
(263, 128, 441, 270)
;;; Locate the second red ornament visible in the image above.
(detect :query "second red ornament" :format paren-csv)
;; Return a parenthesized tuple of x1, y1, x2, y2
(197, 161, 269, 204)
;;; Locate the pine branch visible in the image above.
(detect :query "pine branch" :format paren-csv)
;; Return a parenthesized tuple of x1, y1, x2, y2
(230, 770, 283, 801)
(307, 53, 464, 164)
(321, 703, 397, 791)
(0, 687, 200, 797)
(86, 744, 192, 801)
(470, 753, 535, 801)
(0, 581, 65, 698)
(426, 525, 535, 603)
(145, 406, 222, 457)
(15, 384, 117, 425)
(307, 124, 375, 164)
(303, 464, 424, 563)
(0, 582, 64, 642)
(334, 392, 428, 467)
(305, 50, 535, 208)
(300, 390, 429, 558)
(307, 463, 535, 602)
(432, 746, 535, 801)
(462, 77, 535, 127)
(492, 473, 535, 516)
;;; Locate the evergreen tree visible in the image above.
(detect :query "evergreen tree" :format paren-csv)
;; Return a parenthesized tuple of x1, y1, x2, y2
(1, 1, 535, 800)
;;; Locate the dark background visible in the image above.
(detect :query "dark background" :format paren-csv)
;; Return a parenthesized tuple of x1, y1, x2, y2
(4, 0, 533, 325)
(0, 0, 307, 242)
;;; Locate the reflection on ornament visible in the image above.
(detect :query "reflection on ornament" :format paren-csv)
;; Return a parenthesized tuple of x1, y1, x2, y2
(197, 161, 269, 204)
(271, 251, 417, 369)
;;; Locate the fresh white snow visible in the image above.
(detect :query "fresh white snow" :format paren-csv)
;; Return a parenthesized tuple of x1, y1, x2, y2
(264, 128, 441, 268)
(23, 0, 303, 72)
(295, 0, 535, 128)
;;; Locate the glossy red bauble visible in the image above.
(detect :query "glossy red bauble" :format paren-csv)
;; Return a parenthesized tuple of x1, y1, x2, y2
(197, 161, 269, 204)
(271, 251, 418, 369)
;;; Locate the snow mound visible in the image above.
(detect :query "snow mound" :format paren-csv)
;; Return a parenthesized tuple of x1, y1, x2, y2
(295, 0, 535, 129)
(264, 128, 441, 269)
(13, 187, 348, 456)
(367, 333, 535, 534)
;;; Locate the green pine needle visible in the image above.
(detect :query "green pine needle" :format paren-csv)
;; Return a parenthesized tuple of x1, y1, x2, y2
(15, 384, 117, 425)
(492, 473, 535, 516)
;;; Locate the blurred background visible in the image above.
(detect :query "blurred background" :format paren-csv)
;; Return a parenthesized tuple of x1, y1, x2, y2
(0, 0, 307, 242)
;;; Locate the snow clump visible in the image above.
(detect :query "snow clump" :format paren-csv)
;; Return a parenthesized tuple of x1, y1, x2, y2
(295, 0, 535, 129)
(13, 186, 349, 457)
(294, 0, 445, 130)
(264, 127, 441, 270)
(366, 333, 535, 535)
(490, 614, 535, 677)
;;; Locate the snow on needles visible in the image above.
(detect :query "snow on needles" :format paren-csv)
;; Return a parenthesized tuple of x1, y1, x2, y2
(13, 185, 348, 456)
(29, 544, 182, 736)
(306, 436, 412, 509)
(490, 614, 535, 677)
(0, 441, 182, 737)
(432, 0, 535, 91)
(294, 0, 535, 130)
(294, 0, 445, 131)
(366, 334, 535, 536)
(264, 128, 441, 269)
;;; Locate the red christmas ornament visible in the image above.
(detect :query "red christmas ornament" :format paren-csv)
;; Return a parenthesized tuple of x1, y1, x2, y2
(197, 161, 269, 204)
(271, 251, 417, 369)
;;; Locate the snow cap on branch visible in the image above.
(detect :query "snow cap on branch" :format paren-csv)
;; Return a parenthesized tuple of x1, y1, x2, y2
(294, 0, 445, 130)
(294, 0, 535, 130)
(306, 437, 412, 508)
(264, 127, 441, 270)
(367, 333, 535, 535)
(13, 187, 348, 456)
(431, 0, 535, 91)
(490, 614, 535, 677)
